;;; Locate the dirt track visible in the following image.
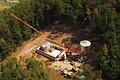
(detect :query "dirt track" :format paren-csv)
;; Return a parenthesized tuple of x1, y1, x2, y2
(13, 32, 50, 61)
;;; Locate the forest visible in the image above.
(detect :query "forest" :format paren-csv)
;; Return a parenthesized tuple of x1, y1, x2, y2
(0, 0, 120, 80)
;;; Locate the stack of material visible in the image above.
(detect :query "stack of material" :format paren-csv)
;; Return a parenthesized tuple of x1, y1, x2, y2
(49, 61, 83, 76)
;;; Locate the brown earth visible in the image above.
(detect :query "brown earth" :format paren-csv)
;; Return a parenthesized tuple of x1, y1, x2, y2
(13, 32, 50, 61)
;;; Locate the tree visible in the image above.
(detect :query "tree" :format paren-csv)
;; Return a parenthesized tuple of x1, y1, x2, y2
(26, 58, 48, 80)
(0, 58, 49, 80)
(1, 58, 22, 80)
(95, 2, 120, 80)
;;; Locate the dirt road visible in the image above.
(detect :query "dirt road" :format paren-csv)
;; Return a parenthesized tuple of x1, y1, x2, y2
(13, 32, 50, 61)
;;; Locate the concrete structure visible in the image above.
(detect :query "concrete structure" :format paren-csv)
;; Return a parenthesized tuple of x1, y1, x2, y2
(36, 41, 66, 60)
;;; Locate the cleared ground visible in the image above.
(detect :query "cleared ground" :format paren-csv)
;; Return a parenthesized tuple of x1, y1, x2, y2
(13, 32, 50, 61)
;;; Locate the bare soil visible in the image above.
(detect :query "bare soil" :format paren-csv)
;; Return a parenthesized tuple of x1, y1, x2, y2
(13, 32, 50, 61)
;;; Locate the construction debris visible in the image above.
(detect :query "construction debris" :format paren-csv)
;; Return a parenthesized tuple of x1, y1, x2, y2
(49, 61, 83, 76)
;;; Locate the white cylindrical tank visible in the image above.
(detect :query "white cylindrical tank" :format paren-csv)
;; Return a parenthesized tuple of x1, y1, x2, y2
(80, 40, 91, 52)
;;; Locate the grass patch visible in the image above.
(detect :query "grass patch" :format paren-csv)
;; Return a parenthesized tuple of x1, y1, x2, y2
(0, 3, 10, 10)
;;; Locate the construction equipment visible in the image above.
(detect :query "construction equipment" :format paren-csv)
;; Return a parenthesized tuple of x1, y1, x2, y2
(10, 13, 41, 34)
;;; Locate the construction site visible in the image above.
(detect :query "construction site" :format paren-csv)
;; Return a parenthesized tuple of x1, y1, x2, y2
(10, 14, 93, 79)
(1, 0, 119, 80)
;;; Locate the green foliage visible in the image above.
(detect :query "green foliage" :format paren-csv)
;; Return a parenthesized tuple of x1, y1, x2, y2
(83, 64, 95, 80)
(26, 59, 48, 80)
(70, 64, 102, 80)
(0, 58, 49, 80)
(27, 58, 43, 69)
(0, 0, 33, 60)
(95, 44, 120, 80)
(0, 58, 22, 80)
(93, 1, 120, 80)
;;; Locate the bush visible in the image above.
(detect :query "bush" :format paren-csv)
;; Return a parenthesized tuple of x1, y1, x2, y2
(0, 58, 49, 80)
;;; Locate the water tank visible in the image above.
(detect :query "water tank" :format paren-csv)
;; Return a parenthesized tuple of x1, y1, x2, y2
(80, 40, 91, 52)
